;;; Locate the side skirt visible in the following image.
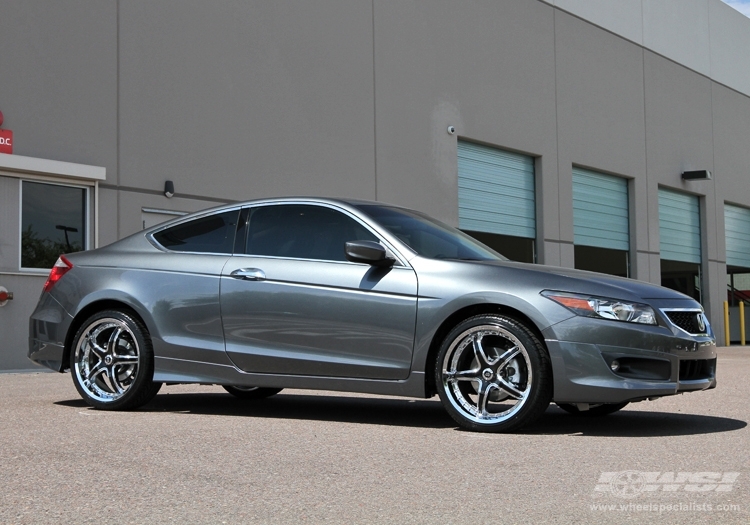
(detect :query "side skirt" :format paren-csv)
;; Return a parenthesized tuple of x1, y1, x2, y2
(153, 356, 428, 398)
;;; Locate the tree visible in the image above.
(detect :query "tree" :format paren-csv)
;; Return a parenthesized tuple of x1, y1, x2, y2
(21, 226, 81, 268)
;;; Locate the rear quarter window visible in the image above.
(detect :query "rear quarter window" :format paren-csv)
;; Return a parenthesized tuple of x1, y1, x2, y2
(153, 209, 239, 254)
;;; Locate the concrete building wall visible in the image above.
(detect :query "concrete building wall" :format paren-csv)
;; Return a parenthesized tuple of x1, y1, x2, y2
(117, 1, 377, 209)
(1, 0, 750, 368)
(542, 0, 750, 97)
(0, 1, 118, 174)
(372, 0, 557, 224)
(553, 11, 648, 270)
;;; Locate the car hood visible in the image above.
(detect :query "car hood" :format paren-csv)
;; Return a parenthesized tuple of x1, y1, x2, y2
(457, 259, 694, 302)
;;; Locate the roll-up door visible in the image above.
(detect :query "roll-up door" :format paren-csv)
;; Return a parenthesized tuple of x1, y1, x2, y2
(658, 188, 700, 263)
(725, 204, 750, 269)
(572, 167, 629, 250)
(457, 141, 535, 239)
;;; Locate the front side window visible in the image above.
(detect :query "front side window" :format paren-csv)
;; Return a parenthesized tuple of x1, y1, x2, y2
(21, 181, 87, 269)
(246, 204, 377, 261)
(153, 209, 239, 254)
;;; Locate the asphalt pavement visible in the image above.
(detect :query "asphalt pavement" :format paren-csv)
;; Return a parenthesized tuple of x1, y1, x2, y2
(1, 347, 748, 524)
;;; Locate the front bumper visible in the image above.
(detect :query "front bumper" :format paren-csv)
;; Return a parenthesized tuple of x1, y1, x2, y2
(544, 313, 717, 404)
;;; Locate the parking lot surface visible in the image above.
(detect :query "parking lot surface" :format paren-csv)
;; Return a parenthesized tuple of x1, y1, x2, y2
(1, 347, 748, 525)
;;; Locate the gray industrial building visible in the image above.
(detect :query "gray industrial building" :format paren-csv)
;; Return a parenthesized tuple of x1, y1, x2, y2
(2, 0, 750, 370)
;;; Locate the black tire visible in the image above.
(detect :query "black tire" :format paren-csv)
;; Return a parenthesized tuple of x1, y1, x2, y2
(556, 402, 629, 416)
(222, 385, 283, 400)
(435, 314, 552, 433)
(70, 309, 162, 410)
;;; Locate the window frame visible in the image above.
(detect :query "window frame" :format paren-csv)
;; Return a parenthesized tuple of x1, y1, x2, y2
(148, 201, 412, 267)
(19, 178, 91, 273)
(151, 208, 241, 255)
(236, 202, 410, 267)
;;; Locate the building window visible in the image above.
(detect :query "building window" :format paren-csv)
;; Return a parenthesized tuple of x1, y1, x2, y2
(457, 140, 536, 263)
(21, 180, 88, 269)
(572, 168, 630, 277)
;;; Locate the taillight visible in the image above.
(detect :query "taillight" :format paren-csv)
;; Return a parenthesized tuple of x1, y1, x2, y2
(43, 255, 73, 293)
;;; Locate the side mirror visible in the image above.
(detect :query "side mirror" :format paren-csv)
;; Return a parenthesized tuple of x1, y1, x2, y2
(345, 240, 394, 267)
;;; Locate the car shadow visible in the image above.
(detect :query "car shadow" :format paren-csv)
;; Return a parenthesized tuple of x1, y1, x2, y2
(520, 406, 747, 437)
(56, 393, 746, 436)
(56, 393, 455, 429)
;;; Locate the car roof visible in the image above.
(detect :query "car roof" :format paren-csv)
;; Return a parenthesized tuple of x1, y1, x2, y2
(239, 196, 404, 208)
(181, 196, 409, 217)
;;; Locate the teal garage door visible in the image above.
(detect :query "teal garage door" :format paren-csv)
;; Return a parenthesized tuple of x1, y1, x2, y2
(572, 167, 629, 251)
(659, 188, 701, 263)
(725, 204, 750, 269)
(457, 141, 535, 239)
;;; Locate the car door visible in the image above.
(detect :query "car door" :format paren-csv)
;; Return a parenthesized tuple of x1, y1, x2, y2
(220, 203, 418, 380)
(146, 208, 241, 363)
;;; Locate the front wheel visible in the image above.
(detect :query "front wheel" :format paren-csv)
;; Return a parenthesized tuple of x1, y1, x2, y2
(70, 310, 162, 410)
(222, 385, 283, 400)
(435, 314, 552, 433)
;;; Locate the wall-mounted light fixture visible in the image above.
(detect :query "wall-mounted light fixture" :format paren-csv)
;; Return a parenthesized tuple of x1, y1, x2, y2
(682, 170, 711, 181)
(164, 180, 175, 198)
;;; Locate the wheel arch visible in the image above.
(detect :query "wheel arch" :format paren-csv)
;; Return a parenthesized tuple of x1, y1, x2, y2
(62, 299, 150, 372)
(423, 303, 549, 398)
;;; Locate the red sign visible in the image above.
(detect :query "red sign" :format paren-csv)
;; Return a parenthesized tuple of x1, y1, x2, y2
(0, 129, 12, 154)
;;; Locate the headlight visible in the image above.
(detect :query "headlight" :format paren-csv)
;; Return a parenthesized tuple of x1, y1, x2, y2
(542, 291, 657, 325)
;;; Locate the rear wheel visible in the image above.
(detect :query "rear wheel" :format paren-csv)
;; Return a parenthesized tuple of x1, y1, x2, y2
(556, 402, 629, 416)
(436, 314, 552, 433)
(70, 310, 162, 410)
(222, 385, 283, 400)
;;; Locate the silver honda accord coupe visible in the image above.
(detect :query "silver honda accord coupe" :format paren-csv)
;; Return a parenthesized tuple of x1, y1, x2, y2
(29, 197, 717, 432)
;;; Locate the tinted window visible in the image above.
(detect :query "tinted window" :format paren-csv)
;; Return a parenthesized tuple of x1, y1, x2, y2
(246, 205, 377, 261)
(355, 204, 504, 261)
(154, 210, 239, 254)
(22, 181, 87, 268)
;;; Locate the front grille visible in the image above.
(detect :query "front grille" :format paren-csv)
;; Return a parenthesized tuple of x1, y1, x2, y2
(679, 358, 716, 381)
(664, 310, 706, 335)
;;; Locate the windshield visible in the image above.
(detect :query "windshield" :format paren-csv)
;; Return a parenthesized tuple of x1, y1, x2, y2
(355, 204, 506, 261)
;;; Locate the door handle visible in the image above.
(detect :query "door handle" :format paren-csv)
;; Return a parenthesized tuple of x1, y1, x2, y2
(229, 268, 266, 281)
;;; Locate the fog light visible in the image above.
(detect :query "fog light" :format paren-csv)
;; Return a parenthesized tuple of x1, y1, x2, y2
(610, 360, 620, 372)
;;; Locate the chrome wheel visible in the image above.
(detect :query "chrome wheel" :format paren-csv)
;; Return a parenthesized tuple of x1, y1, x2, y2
(74, 318, 140, 403)
(70, 310, 161, 410)
(436, 314, 552, 432)
(443, 325, 531, 423)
